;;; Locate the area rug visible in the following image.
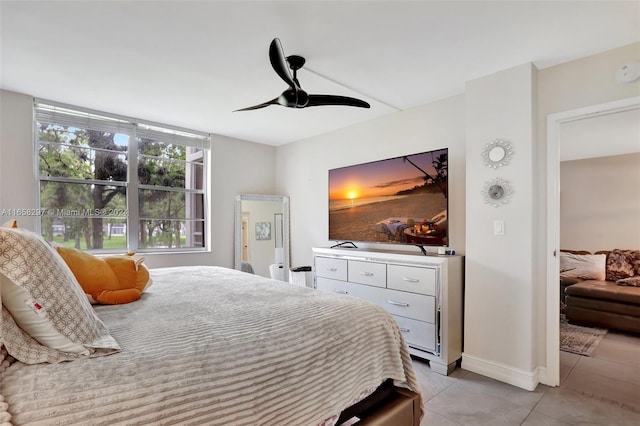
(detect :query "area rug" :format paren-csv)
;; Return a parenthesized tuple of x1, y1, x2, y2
(560, 315, 608, 356)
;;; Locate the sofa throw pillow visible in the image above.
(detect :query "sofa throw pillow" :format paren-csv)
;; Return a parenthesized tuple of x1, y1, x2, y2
(0, 227, 120, 364)
(606, 249, 640, 281)
(617, 276, 640, 287)
(559, 252, 606, 281)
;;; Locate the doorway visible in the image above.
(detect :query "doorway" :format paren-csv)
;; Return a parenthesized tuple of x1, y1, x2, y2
(545, 96, 640, 386)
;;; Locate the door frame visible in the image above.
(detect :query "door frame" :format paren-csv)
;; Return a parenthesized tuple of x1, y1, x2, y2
(545, 95, 640, 386)
(241, 212, 250, 262)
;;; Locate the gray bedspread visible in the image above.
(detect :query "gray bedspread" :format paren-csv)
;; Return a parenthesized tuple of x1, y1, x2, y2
(1, 266, 419, 425)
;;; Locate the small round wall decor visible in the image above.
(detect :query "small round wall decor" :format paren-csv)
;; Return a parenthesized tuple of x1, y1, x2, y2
(482, 177, 513, 207)
(481, 139, 513, 169)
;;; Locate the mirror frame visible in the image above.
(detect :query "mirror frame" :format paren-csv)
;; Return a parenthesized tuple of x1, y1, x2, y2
(234, 194, 290, 277)
(481, 139, 514, 169)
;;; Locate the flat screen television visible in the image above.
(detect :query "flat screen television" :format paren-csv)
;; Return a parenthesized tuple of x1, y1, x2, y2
(328, 148, 448, 248)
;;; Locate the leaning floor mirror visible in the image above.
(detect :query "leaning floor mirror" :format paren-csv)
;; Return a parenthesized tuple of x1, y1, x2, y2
(234, 194, 290, 281)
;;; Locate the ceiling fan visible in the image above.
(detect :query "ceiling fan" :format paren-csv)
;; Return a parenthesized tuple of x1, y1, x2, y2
(235, 38, 371, 111)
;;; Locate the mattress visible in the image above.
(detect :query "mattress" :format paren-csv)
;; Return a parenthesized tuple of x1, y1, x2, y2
(1, 266, 419, 425)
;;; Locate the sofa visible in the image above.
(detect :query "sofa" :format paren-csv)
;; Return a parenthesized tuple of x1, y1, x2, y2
(561, 249, 640, 334)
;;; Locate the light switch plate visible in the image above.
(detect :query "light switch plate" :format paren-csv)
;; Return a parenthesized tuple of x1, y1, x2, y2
(494, 220, 505, 236)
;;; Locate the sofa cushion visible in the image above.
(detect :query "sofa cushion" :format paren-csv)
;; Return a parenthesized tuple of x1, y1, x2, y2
(564, 305, 640, 334)
(565, 280, 640, 305)
(565, 294, 640, 317)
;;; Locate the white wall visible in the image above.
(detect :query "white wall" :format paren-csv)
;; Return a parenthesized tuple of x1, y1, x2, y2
(559, 108, 640, 162)
(0, 89, 277, 270)
(209, 135, 277, 270)
(276, 95, 466, 269)
(463, 63, 538, 389)
(560, 153, 640, 251)
(0, 91, 36, 229)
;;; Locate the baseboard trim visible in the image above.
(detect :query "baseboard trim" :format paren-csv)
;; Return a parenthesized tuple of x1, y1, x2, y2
(461, 353, 539, 391)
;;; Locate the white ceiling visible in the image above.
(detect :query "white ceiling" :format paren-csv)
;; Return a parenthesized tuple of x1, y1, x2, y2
(1, 1, 639, 146)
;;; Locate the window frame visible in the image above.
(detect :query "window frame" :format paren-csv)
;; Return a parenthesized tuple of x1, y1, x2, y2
(34, 99, 211, 254)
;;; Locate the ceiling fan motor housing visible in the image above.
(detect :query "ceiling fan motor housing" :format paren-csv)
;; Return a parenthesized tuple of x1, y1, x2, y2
(278, 88, 309, 108)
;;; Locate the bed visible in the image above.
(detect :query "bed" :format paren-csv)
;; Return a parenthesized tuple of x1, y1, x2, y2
(0, 228, 421, 425)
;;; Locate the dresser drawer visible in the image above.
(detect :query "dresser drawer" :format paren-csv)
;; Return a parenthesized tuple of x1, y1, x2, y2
(393, 315, 436, 352)
(387, 264, 437, 296)
(315, 277, 350, 296)
(315, 256, 348, 281)
(348, 260, 386, 288)
(348, 284, 435, 323)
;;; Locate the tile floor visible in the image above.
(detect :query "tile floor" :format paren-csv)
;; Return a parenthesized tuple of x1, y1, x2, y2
(414, 331, 640, 425)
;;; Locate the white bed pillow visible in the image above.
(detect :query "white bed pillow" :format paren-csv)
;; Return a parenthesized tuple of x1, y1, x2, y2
(1, 275, 89, 354)
(0, 227, 120, 364)
(559, 252, 606, 281)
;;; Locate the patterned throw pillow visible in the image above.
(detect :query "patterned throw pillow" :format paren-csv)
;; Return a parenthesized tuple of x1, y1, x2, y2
(606, 249, 640, 281)
(617, 276, 640, 287)
(0, 227, 120, 364)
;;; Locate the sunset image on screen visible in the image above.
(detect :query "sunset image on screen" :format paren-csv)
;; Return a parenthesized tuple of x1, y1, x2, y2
(328, 149, 448, 246)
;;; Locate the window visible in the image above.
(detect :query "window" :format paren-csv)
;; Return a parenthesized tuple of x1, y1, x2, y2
(35, 100, 209, 252)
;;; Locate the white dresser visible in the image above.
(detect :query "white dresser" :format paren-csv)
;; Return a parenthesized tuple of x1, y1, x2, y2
(312, 247, 464, 375)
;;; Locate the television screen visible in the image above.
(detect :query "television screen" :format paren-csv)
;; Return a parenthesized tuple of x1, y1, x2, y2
(328, 148, 448, 247)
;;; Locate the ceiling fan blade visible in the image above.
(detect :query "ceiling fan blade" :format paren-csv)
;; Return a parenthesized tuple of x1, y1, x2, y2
(306, 94, 370, 109)
(269, 38, 297, 89)
(234, 97, 279, 112)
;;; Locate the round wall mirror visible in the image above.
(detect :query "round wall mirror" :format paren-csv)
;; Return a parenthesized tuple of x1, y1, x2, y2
(482, 139, 513, 169)
(489, 146, 506, 162)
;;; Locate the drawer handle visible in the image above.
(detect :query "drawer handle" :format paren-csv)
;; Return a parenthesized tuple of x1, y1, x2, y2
(327, 267, 338, 272)
(332, 289, 348, 294)
(401, 277, 419, 283)
(360, 271, 374, 277)
(400, 328, 410, 333)
(386, 299, 409, 307)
